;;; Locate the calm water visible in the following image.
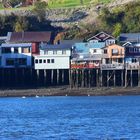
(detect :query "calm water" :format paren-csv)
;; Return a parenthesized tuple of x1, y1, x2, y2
(0, 96, 140, 140)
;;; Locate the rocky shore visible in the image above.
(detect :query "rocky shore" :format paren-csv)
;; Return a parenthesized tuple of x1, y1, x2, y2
(0, 86, 140, 97)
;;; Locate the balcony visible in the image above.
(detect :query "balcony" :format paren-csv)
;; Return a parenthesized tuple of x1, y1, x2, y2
(125, 63, 140, 69)
(101, 63, 124, 70)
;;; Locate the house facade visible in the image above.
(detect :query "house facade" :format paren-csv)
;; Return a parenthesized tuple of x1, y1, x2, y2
(71, 42, 105, 69)
(34, 44, 72, 70)
(0, 43, 32, 68)
(87, 31, 116, 46)
(7, 31, 63, 55)
(101, 44, 125, 70)
(123, 43, 140, 68)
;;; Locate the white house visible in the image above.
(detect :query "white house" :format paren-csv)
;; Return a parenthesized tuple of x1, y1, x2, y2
(0, 43, 32, 68)
(34, 44, 72, 70)
(87, 32, 115, 46)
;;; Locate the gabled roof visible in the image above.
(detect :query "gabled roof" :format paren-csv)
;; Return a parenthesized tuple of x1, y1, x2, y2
(119, 33, 140, 42)
(7, 32, 52, 43)
(87, 31, 115, 42)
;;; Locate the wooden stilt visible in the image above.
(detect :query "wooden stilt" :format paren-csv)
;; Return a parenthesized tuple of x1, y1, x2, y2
(131, 69, 133, 87)
(69, 69, 71, 88)
(100, 70, 102, 87)
(57, 69, 59, 85)
(125, 69, 127, 87)
(107, 70, 109, 87)
(51, 69, 53, 85)
(88, 69, 91, 88)
(121, 70, 123, 87)
(114, 70, 116, 87)
(82, 69, 84, 87)
(138, 69, 140, 87)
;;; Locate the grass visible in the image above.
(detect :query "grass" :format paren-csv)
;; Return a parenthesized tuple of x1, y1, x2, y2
(0, 0, 112, 11)
(48, 0, 112, 8)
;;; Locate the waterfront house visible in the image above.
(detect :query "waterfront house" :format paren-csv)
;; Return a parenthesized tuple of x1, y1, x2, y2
(0, 43, 32, 68)
(71, 42, 105, 69)
(119, 33, 140, 44)
(101, 44, 125, 70)
(87, 31, 116, 46)
(34, 44, 72, 70)
(6, 32, 63, 55)
(123, 42, 140, 69)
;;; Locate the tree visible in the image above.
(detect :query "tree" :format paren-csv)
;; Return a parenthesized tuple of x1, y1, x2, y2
(14, 16, 28, 32)
(33, 0, 48, 22)
(113, 23, 122, 38)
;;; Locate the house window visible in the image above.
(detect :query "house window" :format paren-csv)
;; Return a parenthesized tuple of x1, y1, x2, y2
(51, 59, 54, 63)
(47, 59, 50, 63)
(112, 49, 118, 56)
(53, 50, 57, 54)
(62, 50, 66, 54)
(39, 59, 42, 63)
(93, 49, 97, 53)
(18, 58, 27, 65)
(44, 51, 48, 55)
(2, 48, 11, 53)
(22, 47, 30, 53)
(14, 48, 18, 53)
(43, 60, 46, 63)
(6, 59, 14, 66)
(35, 59, 38, 63)
(104, 49, 107, 54)
(132, 58, 137, 63)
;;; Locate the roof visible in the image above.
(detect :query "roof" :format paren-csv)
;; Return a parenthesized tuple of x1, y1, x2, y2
(1, 43, 32, 47)
(41, 44, 72, 50)
(87, 31, 115, 42)
(73, 42, 105, 53)
(91, 42, 105, 49)
(119, 33, 140, 42)
(7, 32, 52, 43)
(72, 54, 102, 61)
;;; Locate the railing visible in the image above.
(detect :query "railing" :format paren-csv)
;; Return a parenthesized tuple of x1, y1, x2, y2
(125, 63, 140, 69)
(71, 63, 99, 69)
(101, 64, 124, 70)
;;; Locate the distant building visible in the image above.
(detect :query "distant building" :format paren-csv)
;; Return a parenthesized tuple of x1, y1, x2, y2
(34, 44, 72, 70)
(119, 33, 140, 44)
(0, 43, 32, 68)
(87, 31, 116, 46)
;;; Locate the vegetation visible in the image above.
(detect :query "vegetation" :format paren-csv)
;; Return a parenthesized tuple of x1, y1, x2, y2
(33, 0, 48, 22)
(64, 2, 140, 39)
(47, 0, 112, 8)
(0, 14, 62, 36)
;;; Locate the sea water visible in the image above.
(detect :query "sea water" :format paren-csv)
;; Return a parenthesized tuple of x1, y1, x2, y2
(0, 96, 140, 140)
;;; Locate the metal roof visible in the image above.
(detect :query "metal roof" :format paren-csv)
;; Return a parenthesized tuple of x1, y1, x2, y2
(119, 33, 140, 42)
(40, 44, 72, 50)
(1, 43, 32, 47)
(7, 32, 52, 43)
(73, 42, 105, 54)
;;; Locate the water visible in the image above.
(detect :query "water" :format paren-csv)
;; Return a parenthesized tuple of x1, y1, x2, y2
(0, 96, 140, 140)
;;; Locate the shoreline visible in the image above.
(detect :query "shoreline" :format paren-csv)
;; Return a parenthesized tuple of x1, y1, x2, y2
(0, 86, 140, 97)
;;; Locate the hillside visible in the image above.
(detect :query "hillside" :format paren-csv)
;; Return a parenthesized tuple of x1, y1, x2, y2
(0, 0, 140, 39)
